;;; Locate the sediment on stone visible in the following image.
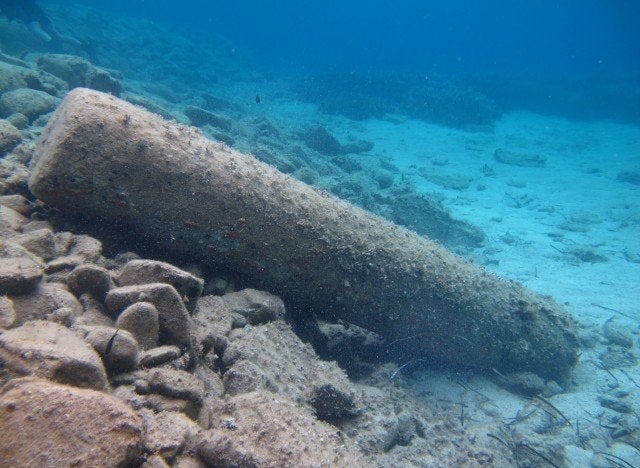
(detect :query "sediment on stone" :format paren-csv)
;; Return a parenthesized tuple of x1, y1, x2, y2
(28, 88, 580, 380)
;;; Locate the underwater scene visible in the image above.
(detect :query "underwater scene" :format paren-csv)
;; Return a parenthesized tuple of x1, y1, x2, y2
(0, 0, 639, 466)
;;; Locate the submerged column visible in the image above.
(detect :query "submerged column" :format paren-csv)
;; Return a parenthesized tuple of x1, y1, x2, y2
(29, 88, 579, 380)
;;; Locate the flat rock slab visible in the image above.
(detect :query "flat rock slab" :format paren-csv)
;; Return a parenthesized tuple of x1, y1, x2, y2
(117, 259, 203, 311)
(0, 320, 108, 389)
(0, 377, 142, 466)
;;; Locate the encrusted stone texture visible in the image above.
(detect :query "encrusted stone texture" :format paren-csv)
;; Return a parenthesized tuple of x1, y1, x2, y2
(0, 377, 143, 466)
(0, 320, 108, 389)
(28, 88, 579, 379)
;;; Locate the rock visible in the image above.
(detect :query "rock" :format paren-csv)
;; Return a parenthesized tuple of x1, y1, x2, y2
(75, 293, 114, 328)
(195, 391, 364, 466)
(222, 359, 266, 396)
(114, 384, 201, 420)
(0, 256, 43, 294)
(300, 125, 343, 156)
(616, 169, 640, 186)
(0, 377, 143, 466)
(114, 368, 204, 407)
(8, 281, 82, 325)
(0, 320, 108, 389)
(0, 295, 16, 328)
(0, 61, 68, 96)
(117, 259, 204, 312)
(220, 288, 286, 325)
(124, 93, 175, 120)
(0, 205, 27, 236)
(0, 62, 32, 93)
(66, 233, 103, 262)
(66, 263, 114, 300)
(340, 385, 400, 453)
(0, 240, 41, 263)
(116, 302, 160, 350)
(143, 455, 171, 468)
(599, 396, 632, 414)
(8, 228, 55, 261)
(315, 320, 385, 377)
(36, 54, 123, 96)
(0, 88, 60, 122)
(193, 295, 232, 356)
(143, 410, 200, 459)
(173, 455, 205, 467)
(28, 88, 580, 381)
(85, 326, 139, 374)
(493, 371, 547, 397)
(184, 105, 231, 131)
(0, 194, 31, 216)
(374, 170, 394, 189)
(0, 119, 21, 153)
(308, 382, 359, 423)
(45, 255, 85, 277)
(0, 158, 29, 194)
(106, 283, 193, 348)
(341, 139, 374, 154)
(494, 148, 546, 167)
(603, 318, 634, 348)
(222, 321, 359, 422)
(6, 112, 28, 129)
(600, 346, 637, 368)
(21, 219, 53, 233)
(390, 193, 485, 249)
(139, 345, 181, 368)
(193, 362, 224, 399)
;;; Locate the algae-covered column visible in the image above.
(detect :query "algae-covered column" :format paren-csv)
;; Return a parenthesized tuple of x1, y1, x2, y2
(29, 88, 579, 380)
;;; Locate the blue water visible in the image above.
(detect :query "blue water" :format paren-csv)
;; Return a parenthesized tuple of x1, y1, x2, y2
(55, 0, 640, 126)
(2, 1, 640, 465)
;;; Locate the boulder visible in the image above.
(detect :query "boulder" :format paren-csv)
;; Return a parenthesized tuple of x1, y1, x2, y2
(194, 391, 364, 466)
(36, 54, 123, 96)
(0, 205, 26, 236)
(115, 301, 160, 350)
(0, 88, 60, 122)
(0, 295, 16, 328)
(192, 295, 232, 356)
(0, 377, 143, 466)
(66, 263, 114, 300)
(85, 326, 139, 374)
(0, 256, 43, 295)
(222, 321, 359, 422)
(220, 288, 285, 325)
(28, 88, 580, 380)
(8, 281, 82, 325)
(106, 283, 193, 348)
(117, 259, 203, 311)
(0, 320, 108, 389)
(0, 119, 21, 153)
(143, 410, 200, 460)
(139, 345, 182, 368)
(184, 105, 231, 131)
(9, 227, 56, 261)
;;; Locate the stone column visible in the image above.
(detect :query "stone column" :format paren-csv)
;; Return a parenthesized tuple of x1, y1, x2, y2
(29, 88, 579, 380)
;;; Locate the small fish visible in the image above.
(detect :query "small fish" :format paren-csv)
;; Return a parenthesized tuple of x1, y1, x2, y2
(255, 94, 261, 104)
(105, 329, 120, 355)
